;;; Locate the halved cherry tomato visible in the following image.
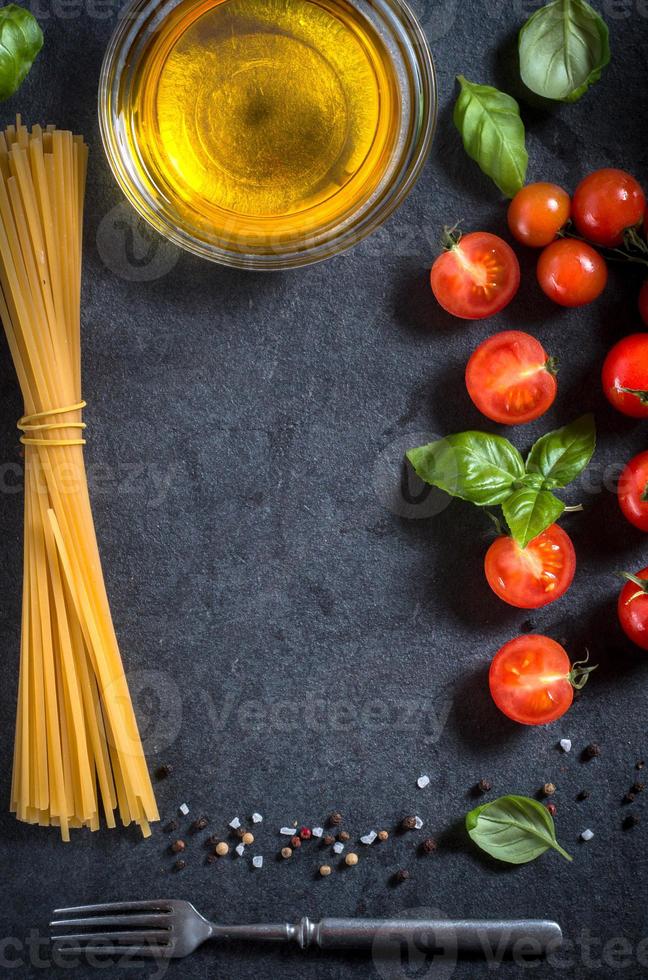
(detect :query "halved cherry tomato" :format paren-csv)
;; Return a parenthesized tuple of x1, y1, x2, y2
(572, 168, 646, 247)
(537, 239, 607, 307)
(618, 452, 648, 531)
(465, 330, 557, 425)
(618, 569, 648, 650)
(489, 635, 593, 725)
(507, 183, 571, 248)
(639, 280, 648, 327)
(430, 231, 520, 320)
(484, 524, 576, 609)
(602, 333, 648, 418)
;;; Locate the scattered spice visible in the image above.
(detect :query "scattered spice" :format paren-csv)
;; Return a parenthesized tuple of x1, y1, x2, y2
(291, 836, 302, 849)
(577, 790, 590, 801)
(546, 803, 557, 817)
(322, 834, 335, 846)
(312, 827, 324, 838)
(583, 743, 601, 760)
(163, 820, 178, 833)
(215, 842, 229, 857)
(179, 803, 190, 816)
(543, 782, 556, 797)
(477, 778, 492, 794)
(170, 839, 186, 854)
(281, 847, 292, 859)
(206, 834, 220, 847)
(623, 814, 640, 830)
(393, 869, 410, 883)
(328, 812, 343, 827)
(280, 826, 295, 836)
(636, 761, 645, 771)
(155, 764, 172, 780)
(252, 812, 263, 824)
(229, 816, 241, 830)
(241, 832, 255, 846)
(190, 816, 209, 833)
(421, 837, 438, 854)
(319, 865, 332, 877)
(252, 856, 263, 869)
(623, 792, 636, 805)
(235, 843, 245, 857)
(173, 859, 186, 871)
(333, 841, 345, 855)
(377, 830, 389, 841)
(559, 739, 572, 753)
(338, 831, 350, 842)
(206, 853, 218, 864)
(401, 816, 417, 831)
(632, 782, 645, 794)
(417, 775, 430, 789)
(580, 829, 594, 842)
(345, 852, 359, 866)
(360, 831, 377, 845)
(299, 827, 312, 840)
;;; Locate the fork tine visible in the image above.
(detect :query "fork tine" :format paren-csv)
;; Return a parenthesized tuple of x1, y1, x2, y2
(51, 931, 172, 944)
(51, 914, 171, 930)
(52, 942, 173, 959)
(52, 900, 173, 917)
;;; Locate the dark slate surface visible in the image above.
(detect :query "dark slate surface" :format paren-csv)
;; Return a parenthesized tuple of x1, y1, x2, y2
(1, 1, 648, 978)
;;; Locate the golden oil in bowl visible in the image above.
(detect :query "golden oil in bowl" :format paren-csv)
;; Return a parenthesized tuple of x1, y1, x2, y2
(100, 0, 437, 267)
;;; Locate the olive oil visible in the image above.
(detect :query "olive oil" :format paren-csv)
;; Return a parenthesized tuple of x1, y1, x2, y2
(127, 0, 401, 245)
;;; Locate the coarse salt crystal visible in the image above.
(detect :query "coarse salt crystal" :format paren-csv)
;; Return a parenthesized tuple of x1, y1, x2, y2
(229, 816, 241, 830)
(414, 817, 424, 830)
(581, 829, 594, 842)
(252, 812, 263, 824)
(280, 827, 295, 836)
(252, 855, 263, 869)
(417, 775, 430, 789)
(560, 739, 572, 753)
(179, 803, 189, 816)
(333, 841, 345, 854)
(360, 831, 377, 845)
(311, 827, 324, 838)
(235, 843, 245, 856)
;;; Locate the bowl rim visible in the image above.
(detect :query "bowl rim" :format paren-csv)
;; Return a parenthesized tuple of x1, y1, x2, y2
(98, 0, 438, 271)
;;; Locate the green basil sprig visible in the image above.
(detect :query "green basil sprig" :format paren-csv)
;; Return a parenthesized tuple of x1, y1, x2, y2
(453, 76, 528, 199)
(466, 795, 572, 864)
(406, 415, 595, 549)
(0, 4, 43, 102)
(519, 0, 610, 103)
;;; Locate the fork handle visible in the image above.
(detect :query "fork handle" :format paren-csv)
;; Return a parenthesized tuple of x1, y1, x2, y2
(214, 917, 562, 956)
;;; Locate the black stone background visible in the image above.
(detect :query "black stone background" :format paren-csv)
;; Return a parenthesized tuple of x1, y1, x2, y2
(0, 1, 648, 978)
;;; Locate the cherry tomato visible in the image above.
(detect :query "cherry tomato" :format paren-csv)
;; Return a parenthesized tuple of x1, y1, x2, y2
(602, 333, 648, 418)
(618, 568, 648, 651)
(639, 280, 648, 327)
(430, 231, 520, 320)
(484, 524, 576, 609)
(537, 239, 607, 307)
(489, 635, 576, 725)
(507, 183, 571, 248)
(465, 330, 557, 424)
(618, 451, 648, 531)
(572, 168, 646, 247)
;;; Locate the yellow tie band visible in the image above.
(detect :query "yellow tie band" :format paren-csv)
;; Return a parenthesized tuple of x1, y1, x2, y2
(17, 400, 87, 446)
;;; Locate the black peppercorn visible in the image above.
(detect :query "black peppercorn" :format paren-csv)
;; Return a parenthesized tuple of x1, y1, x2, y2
(632, 782, 645, 794)
(173, 859, 186, 871)
(394, 869, 410, 883)
(155, 764, 172, 780)
(401, 816, 417, 831)
(338, 831, 350, 842)
(623, 814, 640, 830)
(171, 839, 186, 854)
(163, 819, 178, 833)
(636, 760, 645, 771)
(577, 789, 590, 801)
(421, 837, 438, 855)
(328, 812, 343, 827)
(477, 778, 492, 794)
(583, 743, 601, 760)
(206, 853, 218, 864)
(624, 792, 637, 805)
(323, 834, 335, 846)
(206, 834, 220, 847)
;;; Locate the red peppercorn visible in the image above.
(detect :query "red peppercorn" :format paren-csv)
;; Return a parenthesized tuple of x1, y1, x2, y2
(299, 827, 312, 840)
(291, 835, 302, 849)
(545, 803, 557, 817)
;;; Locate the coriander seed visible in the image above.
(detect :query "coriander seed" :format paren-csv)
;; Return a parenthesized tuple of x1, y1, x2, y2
(345, 853, 359, 866)
(401, 816, 417, 831)
(319, 865, 332, 877)
(281, 847, 293, 859)
(543, 782, 556, 797)
(215, 842, 229, 857)
(241, 832, 254, 845)
(377, 830, 389, 841)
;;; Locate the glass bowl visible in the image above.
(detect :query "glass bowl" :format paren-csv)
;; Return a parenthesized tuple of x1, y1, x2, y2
(99, 0, 437, 270)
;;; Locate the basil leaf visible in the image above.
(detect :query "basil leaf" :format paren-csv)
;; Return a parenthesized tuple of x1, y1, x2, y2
(526, 414, 596, 489)
(406, 432, 524, 507)
(502, 488, 565, 548)
(0, 4, 43, 101)
(519, 0, 610, 103)
(453, 76, 528, 198)
(466, 795, 572, 864)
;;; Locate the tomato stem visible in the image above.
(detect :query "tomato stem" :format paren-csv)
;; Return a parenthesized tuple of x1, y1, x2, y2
(545, 355, 559, 377)
(568, 649, 598, 691)
(621, 571, 648, 598)
(559, 223, 648, 269)
(620, 386, 648, 406)
(641, 480, 648, 504)
(563, 503, 584, 513)
(440, 222, 463, 251)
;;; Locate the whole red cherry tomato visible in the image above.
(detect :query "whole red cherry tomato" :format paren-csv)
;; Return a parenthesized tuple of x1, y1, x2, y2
(489, 635, 595, 726)
(602, 333, 648, 418)
(639, 280, 648, 327)
(537, 239, 607, 307)
(618, 451, 648, 531)
(430, 231, 520, 320)
(618, 568, 648, 650)
(572, 168, 646, 247)
(484, 524, 576, 609)
(507, 183, 571, 248)
(465, 330, 557, 424)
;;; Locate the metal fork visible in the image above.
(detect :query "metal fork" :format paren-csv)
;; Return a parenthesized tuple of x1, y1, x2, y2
(51, 900, 562, 960)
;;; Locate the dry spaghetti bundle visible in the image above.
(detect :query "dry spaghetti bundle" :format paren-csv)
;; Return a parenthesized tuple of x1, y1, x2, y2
(0, 118, 158, 839)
